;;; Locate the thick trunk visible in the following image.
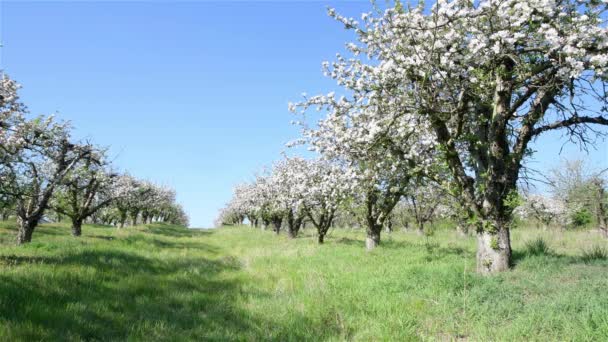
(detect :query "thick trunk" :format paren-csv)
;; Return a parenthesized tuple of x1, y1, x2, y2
(16, 219, 36, 245)
(476, 223, 511, 274)
(318, 233, 325, 244)
(366, 229, 381, 250)
(71, 218, 83, 237)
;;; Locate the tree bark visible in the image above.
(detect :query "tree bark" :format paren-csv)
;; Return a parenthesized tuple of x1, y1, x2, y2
(366, 229, 381, 250)
(476, 222, 511, 274)
(16, 220, 36, 245)
(318, 233, 325, 244)
(272, 216, 282, 235)
(71, 218, 83, 237)
(286, 210, 303, 239)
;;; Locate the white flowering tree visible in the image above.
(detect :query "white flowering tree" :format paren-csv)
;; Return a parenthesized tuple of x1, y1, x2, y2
(268, 157, 310, 238)
(51, 149, 117, 236)
(233, 183, 261, 227)
(515, 193, 569, 229)
(292, 75, 437, 249)
(299, 159, 352, 244)
(0, 75, 92, 244)
(111, 174, 142, 228)
(302, 0, 608, 273)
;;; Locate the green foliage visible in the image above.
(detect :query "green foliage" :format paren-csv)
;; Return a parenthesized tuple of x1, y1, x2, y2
(0, 221, 607, 340)
(523, 237, 552, 256)
(504, 190, 523, 211)
(571, 208, 592, 228)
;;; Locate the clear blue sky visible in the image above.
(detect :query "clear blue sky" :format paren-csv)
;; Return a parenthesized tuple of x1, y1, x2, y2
(2, 1, 606, 228)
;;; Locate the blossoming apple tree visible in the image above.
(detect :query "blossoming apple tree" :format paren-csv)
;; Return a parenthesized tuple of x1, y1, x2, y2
(303, 0, 608, 273)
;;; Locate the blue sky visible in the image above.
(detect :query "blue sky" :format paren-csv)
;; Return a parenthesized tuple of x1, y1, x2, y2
(2, 1, 606, 228)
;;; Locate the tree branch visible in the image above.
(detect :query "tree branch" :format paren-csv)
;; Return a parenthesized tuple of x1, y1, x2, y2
(531, 115, 608, 136)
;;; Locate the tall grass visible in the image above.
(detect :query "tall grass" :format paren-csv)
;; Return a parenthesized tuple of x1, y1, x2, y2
(0, 220, 607, 340)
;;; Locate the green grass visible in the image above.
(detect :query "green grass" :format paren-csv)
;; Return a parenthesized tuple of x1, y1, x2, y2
(1, 221, 607, 341)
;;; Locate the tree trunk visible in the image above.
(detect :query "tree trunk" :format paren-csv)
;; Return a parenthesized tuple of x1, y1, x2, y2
(476, 223, 511, 274)
(318, 233, 325, 244)
(71, 218, 83, 237)
(16, 219, 36, 245)
(385, 220, 393, 233)
(272, 217, 282, 235)
(366, 229, 381, 250)
(417, 222, 425, 236)
(286, 211, 303, 239)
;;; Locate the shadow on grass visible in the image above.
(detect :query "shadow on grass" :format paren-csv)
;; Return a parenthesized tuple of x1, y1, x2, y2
(0, 247, 321, 340)
(511, 248, 608, 269)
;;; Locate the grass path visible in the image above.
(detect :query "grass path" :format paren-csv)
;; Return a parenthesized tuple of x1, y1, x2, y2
(1, 221, 607, 341)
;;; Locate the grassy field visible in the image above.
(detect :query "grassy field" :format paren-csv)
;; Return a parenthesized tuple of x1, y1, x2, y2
(0, 221, 607, 341)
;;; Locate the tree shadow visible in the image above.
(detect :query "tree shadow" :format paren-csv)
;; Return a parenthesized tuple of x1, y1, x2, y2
(0, 247, 319, 340)
(511, 248, 608, 268)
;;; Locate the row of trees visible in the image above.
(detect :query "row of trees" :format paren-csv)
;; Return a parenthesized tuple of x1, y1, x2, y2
(1, 75, 188, 244)
(219, 0, 608, 274)
(216, 157, 456, 242)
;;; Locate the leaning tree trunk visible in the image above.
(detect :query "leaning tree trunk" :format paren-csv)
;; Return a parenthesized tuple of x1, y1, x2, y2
(71, 217, 84, 237)
(476, 220, 511, 274)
